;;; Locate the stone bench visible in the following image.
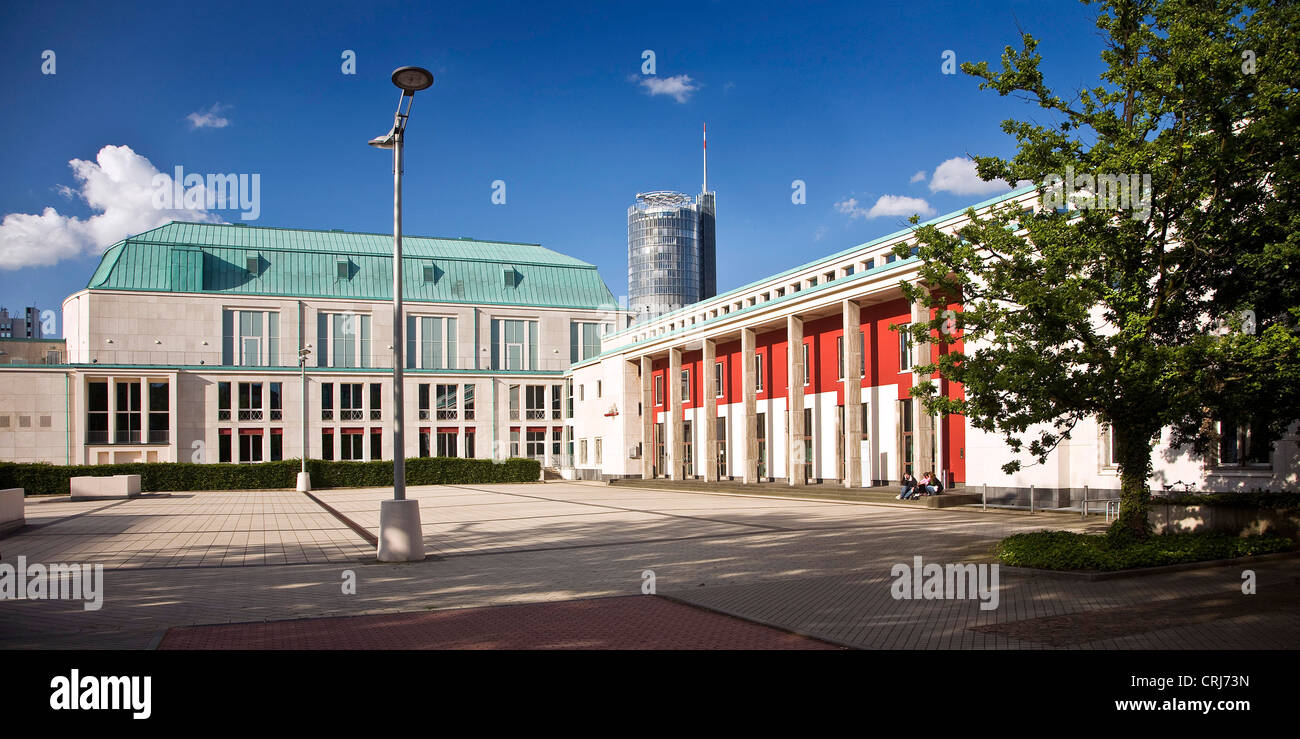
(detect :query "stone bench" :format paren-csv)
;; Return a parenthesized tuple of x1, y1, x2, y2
(0, 488, 24, 535)
(70, 474, 142, 501)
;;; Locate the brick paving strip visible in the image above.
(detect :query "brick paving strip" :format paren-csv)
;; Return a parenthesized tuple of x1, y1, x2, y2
(155, 595, 842, 650)
(970, 582, 1300, 647)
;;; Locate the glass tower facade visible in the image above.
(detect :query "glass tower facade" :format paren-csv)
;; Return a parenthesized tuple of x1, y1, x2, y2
(627, 190, 717, 323)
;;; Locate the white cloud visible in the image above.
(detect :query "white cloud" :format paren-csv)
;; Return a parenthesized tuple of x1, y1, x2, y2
(0, 145, 220, 270)
(813, 225, 828, 242)
(928, 156, 1015, 195)
(909, 170, 927, 183)
(836, 195, 935, 220)
(187, 103, 230, 129)
(638, 74, 699, 103)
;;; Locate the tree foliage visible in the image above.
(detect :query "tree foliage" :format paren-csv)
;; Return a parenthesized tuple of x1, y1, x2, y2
(896, 0, 1299, 539)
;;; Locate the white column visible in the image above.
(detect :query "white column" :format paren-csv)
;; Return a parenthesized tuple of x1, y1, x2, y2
(640, 356, 654, 479)
(702, 339, 718, 482)
(786, 316, 805, 486)
(668, 347, 682, 479)
(741, 329, 758, 484)
(842, 300, 862, 487)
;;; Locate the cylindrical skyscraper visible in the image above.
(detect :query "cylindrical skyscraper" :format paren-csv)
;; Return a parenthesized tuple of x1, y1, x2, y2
(627, 127, 718, 323)
(628, 191, 702, 322)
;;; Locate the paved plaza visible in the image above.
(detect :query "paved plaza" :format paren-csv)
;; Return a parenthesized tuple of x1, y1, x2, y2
(1, 481, 1297, 649)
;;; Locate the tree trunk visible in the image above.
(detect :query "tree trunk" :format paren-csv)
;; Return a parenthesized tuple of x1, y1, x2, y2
(1110, 424, 1155, 541)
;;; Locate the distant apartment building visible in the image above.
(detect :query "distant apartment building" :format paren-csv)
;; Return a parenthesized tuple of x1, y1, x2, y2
(0, 305, 45, 339)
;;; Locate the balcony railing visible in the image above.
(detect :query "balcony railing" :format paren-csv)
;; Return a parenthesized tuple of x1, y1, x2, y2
(321, 410, 334, 421)
(270, 410, 282, 421)
(370, 410, 382, 420)
(437, 409, 458, 420)
(526, 409, 547, 420)
(418, 409, 430, 420)
(340, 409, 363, 421)
(238, 409, 263, 421)
(465, 410, 475, 420)
(218, 410, 231, 421)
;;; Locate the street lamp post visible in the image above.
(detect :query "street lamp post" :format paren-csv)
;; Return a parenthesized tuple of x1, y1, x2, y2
(370, 65, 433, 563)
(296, 346, 312, 492)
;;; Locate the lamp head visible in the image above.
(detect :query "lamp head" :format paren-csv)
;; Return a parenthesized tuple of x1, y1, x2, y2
(392, 66, 434, 94)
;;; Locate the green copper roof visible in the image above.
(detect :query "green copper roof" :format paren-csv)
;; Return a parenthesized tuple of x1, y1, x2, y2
(87, 221, 617, 310)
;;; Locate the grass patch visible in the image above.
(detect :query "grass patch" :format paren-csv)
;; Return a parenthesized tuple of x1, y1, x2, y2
(995, 530, 1294, 572)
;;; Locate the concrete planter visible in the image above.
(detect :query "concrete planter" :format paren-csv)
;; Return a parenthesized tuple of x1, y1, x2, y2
(1148, 502, 1300, 539)
(70, 474, 142, 501)
(0, 488, 24, 535)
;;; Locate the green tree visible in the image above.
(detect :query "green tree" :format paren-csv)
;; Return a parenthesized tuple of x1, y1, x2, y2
(896, 0, 1299, 540)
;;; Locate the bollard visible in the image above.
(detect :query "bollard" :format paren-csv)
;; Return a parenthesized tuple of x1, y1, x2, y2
(1081, 484, 1089, 519)
(1029, 484, 1035, 514)
(982, 483, 987, 511)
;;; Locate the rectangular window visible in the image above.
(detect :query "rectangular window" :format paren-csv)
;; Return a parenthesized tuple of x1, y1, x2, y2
(86, 380, 108, 443)
(414, 315, 458, 370)
(464, 384, 475, 420)
(223, 310, 280, 366)
(510, 429, 519, 457)
(115, 381, 141, 443)
(595, 437, 602, 465)
(436, 384, 458, 420)
(861, 402, 869, 438)
(238, 382, 263, 421)
(803, 343, 810, 386)
(654, 374, 663, 406)
(370, 428, 382, 461)
(269, 382, 282, 421)
(566, 379, 573, 418)
(270, 430, 283, 461)
(370, 383, 382, 420)
(465, 429, 476, 458)
(899, 324, 913, 371)
(323, 313, 371, 368)
(418, 384, 430, 420)
(579, 439, 588, 465)
(493, 318, 536, 371)
(570, 321, 603, 363)
(341, 430, 363, 461)
(526, 385, 546, 420)
(552, 428, 562, 456)
(509, 385, 520, 421)
(239, 431, 263, 463)
(321, 429, 334, 460)
(340, 383, 363, 420)
(148, 381, 168, 443)
(756, 357, 764, 393)
(715, 361, 725, 398)
(681, 369, 690, 403)
(1218, 415, 1275, 467)
(218, 381, 232, 421)
(837, 336, 844, 380)
(596, 380, 602, 399)
(860, 330, 866, 378)
(219, 432, 232, 463)
(551, 385, 562, 420)
(436, 430, 458, 457)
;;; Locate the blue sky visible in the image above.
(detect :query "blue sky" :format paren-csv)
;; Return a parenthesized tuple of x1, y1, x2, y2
(0, 0, 1105, 335)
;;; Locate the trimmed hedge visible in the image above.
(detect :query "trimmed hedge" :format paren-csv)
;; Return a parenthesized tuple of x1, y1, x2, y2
(0, 457, 540, 495)
(995, 530, 1294, 572)
(1153, 492, 1300, 510)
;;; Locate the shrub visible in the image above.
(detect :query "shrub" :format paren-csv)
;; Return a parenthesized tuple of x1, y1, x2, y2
(995, 530, 1294, 571)
(0, 457, 540, 495)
